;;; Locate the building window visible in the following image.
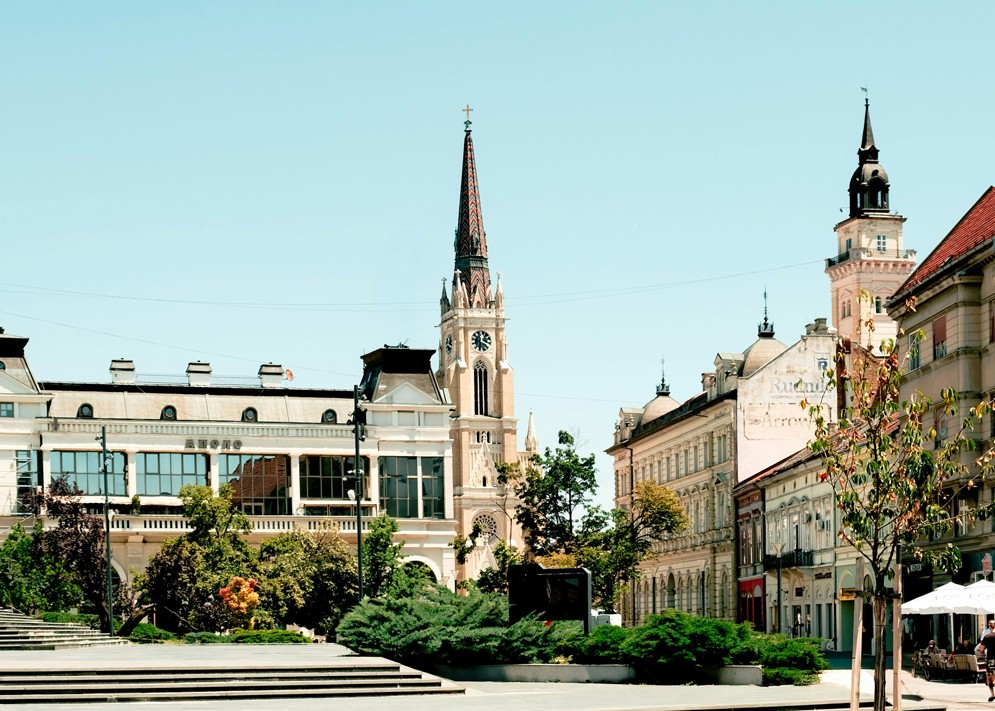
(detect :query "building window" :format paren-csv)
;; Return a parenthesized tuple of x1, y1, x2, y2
(845, 238, 852, 251)
(242, 407, 258, 422)
(161, 405, 177, 421)
(0, 361, 5, 369)
(15, 451, 37, 514)
(908, 334, 920, 371)
(379, 456, 419, 518)
(421, 456, 445, 519)
(321, 409, 337, 424)
(0, 402, 13, 418)
(874, 297, 883, 314)
(299, 455, 369, 499)
(219, 454, 290, 515)
(136, 452, 208, 496)
(77, 403, 94, 418)
(933, 315, 947, 360)
(52, 450, 126, 496)
(473, 361, 488, 416)
(876, 234, 887, 252)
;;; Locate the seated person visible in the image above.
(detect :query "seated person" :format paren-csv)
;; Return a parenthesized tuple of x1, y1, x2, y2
(951, 638, 975, 659)
(924, 639, 939, 655)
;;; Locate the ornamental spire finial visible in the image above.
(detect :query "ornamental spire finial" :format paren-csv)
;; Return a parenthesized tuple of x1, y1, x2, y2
(463, 104, 473, 132)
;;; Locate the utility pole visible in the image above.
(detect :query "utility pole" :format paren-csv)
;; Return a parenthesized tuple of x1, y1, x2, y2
(99, 426, 114, 636)
(352, 385, 366, 600)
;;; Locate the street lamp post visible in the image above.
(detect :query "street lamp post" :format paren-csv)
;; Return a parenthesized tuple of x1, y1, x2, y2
(351, 385, 367, 600)
(772, 541, 784, 635)
(98, 426, 114, 636)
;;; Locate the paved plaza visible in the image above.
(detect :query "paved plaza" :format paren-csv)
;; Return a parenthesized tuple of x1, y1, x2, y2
(2, 644, 987, 711)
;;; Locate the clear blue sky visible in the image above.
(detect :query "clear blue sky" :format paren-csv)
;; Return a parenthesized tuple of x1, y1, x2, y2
(2, 3, 994, 509)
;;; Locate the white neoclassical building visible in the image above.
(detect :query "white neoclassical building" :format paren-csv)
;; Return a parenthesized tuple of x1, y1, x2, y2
(0, 332, 457, 587)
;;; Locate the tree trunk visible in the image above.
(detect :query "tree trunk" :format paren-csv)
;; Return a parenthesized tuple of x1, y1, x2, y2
(117, 605, 155, 638)
(873, 595, 888, 711)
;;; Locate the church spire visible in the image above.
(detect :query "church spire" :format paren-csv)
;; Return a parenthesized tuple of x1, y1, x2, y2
(656, 358, 670, 397)
(453, 107, 491, 306)
(859, 98, 878, 160)
(848, 98, 890, 218)
(758, 288, 775, 338)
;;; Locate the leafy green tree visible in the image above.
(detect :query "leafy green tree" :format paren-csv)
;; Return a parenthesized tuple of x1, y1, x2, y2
(808, 337, 994, 711)
(257, 525, 357, 632)
(0, 523, 80, 613)
(135, 485, 257, 632)
(362, 513, 404, 598)
(514, 431, 597, 557)
(30, 477, 116, 631)
(576, 482, 688, 612)
(179, 483, 251, 545)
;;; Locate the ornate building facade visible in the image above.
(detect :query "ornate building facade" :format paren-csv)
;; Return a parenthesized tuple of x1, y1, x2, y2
(609, 317, 835, 626)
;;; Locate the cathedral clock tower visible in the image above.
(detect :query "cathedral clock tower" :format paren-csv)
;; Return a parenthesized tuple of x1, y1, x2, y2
(438, 111, 526, 582)
(826, 99, 916, 349)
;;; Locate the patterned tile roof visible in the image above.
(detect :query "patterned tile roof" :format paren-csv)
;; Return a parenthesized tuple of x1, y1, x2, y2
(895, 187, 995, 298)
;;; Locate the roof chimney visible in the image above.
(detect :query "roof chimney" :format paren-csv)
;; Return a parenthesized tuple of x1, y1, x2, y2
(186, 361, 212, 386)
(258, 363, 284, 388)
(110, 359, 136, 384)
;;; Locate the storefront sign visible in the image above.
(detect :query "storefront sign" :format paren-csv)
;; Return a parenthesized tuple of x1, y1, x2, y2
(184, 439, 242, 451)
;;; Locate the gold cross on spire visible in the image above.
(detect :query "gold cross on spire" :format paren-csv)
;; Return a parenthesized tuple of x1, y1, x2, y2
(463, 104, 473, 122)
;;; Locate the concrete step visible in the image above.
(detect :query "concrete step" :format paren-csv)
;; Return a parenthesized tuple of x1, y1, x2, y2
(0, 664, 463, 703)
(0, 609, 124, 649)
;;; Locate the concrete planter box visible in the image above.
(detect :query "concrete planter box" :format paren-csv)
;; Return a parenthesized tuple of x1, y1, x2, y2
(435, 663, 635, 683)
(707, 665, 764, 685)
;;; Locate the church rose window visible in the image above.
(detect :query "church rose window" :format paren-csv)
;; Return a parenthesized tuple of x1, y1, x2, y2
(473, 513, 499, 543)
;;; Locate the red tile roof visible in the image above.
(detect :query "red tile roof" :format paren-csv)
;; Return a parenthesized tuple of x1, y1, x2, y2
(896, 187, 995, 297)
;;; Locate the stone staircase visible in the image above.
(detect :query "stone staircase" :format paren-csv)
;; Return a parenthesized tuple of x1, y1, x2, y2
(0, 663, 464, 703)
(0, 609, 128, 650)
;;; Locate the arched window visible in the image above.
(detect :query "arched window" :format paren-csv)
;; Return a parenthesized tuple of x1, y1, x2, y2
(160, 405, 177, 421)
(867, 179, 887, 209)
(473, 361, 488, 416)
(321, 409, 337, 424)
(242, 407, 258, 422)
(77, 403, 94, 418)
(666, 573, 676, 608)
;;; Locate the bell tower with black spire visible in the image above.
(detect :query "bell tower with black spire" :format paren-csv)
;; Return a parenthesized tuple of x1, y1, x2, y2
(438, 108, 522, 582)
(826, 98, 916, 349)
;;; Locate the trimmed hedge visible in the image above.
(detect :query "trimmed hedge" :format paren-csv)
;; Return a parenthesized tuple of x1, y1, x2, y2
(336, 586, 556, 668)
(40, 612, 100, 628)
(557, 611, 828, 686)
(126, 623, 175, 643)
(182, 629, 310, 644)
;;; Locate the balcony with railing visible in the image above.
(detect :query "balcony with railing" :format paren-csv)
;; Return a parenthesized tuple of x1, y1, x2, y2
(763, 548, 814, 571)
(826, 247, 916, 269)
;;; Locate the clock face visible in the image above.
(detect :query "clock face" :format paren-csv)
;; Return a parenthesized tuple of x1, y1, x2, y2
(471, 330, 492, 352)
(445, 334, 454, 356)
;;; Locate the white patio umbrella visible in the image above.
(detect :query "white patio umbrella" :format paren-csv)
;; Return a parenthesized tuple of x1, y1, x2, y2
(902, 582, 967, 615)
(958, 579, 995, 616)
(902, 581, 967, 650)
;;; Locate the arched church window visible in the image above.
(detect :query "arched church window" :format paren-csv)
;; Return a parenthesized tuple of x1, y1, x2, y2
(473, 361, 489, 416)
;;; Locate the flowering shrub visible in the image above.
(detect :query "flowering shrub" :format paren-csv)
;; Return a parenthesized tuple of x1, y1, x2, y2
(219, 576, 260, 629)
